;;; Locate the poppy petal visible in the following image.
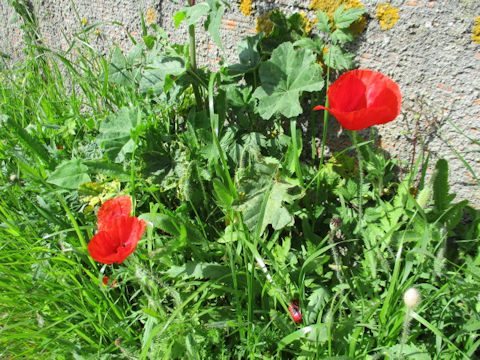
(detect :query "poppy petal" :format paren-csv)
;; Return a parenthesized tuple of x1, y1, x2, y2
(88, 231, 123, 264)
(327, 71, 367, 112)
(97, 196, 132, 231)
(98, 215, 147, 264)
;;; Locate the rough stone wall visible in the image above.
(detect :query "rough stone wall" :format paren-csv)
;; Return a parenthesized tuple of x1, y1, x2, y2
(1, 0, 479, 206)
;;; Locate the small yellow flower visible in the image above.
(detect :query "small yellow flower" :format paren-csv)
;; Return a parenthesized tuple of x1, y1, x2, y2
(146, 8, 157, 24)
(239, 0, 253, 17)
(94, 29, 101, 36)
(255, 12, 273, 35)
(376, 3, 400, 30)
(79, 180, 121, 214)
(473, 16, 480, 44)
(81, 18, 88, 25)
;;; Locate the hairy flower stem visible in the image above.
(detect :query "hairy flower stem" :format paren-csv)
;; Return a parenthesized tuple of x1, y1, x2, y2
(328, 229, 344, 283)
(400, 307, 413, 357)
(315, 67, 330, 202)
(351, 130, 364, 228)
(319, 67, 330, 168)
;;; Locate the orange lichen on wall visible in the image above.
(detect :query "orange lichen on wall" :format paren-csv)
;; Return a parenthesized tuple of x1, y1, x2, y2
(255, 12, 273, 34)
(376, 3, 399, 30)
(240, 0, 253, 17)
(473, 16, 480, 44)
(309, 0, 367, 36)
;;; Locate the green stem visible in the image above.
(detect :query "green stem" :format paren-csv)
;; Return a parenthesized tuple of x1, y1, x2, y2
(351, 130, 364, 227)
(290, 119, 304, 186)
(227, 243, 246, 342)
(319, 66, 330, 167)
(400, 307, 412, 358)
(188, 24, 197, 70)
(187, 7, 203, 109)
(310, 92, 317, 161)
(208, 73, 237, 198)
(315, 67, 330, 202)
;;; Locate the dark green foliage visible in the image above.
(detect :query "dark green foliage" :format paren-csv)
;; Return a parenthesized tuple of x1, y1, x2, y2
(0, 1, 478, 359)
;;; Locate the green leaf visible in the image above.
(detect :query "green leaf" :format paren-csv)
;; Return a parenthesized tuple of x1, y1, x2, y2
(293, 35, 324, 54)
(333, 5, 365, 29)
(174, 3, 210, 28)
(96, 107, 140, 163)
(278, 324, 328, 351)
(315, 10, 331, 33)
(166, 262, 230, 280)
(259, 10, 306, 53)
(140, 56, 186, 94)
(253, 42, 324, 119)
(174, 1, 224, 49)
(140, 212, 204, 243)
(213, 178, 234, 209)
(234, 153, 304, 234)
(83, 160, 129, 180)
(205, 0, 225, 50)
(331, 28, 354, 43)
(385, 344, 431, 359)
(282, 132, 302, 176)
(107, 47, 132, 87)
(323, 45, 354, 70)
(47, 159, 91, 189)
(228, 33, 262, 74)
(444, 200, 468, 231)
(5, 115, 55, 169)
(305, 287, 329, 324)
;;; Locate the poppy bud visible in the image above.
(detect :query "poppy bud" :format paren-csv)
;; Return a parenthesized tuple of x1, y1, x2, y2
(288, 300, 302, 323)
(403, 287, 420, 308)
(329, 217, 342, 230)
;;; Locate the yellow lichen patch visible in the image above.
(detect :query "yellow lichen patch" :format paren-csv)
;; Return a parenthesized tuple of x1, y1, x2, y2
(299, 11, 318, 34)
(240, 0, 253, 17)
(255, 12, 274, 34)
(309, 0, 367, 36)
(376, 3, 399, 30)
(473, 16, 480, 44)
(146, 8, 157, 24)
(309, 0, 363, 18)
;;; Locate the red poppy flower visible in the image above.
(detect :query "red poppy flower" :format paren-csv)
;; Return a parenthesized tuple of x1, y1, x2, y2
(97, 196, 132, 231)
(88, 215, 146, 264)
(314, 69, 401, 131)
(102, 276, 118, 287)
(288, 300, 302, 323)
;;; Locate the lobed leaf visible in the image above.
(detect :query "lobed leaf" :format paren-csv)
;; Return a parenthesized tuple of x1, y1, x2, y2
(253, 42, 324, 119)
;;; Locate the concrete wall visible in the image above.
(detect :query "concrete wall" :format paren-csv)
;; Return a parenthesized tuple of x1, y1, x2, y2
(1, 0, 480, 206)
